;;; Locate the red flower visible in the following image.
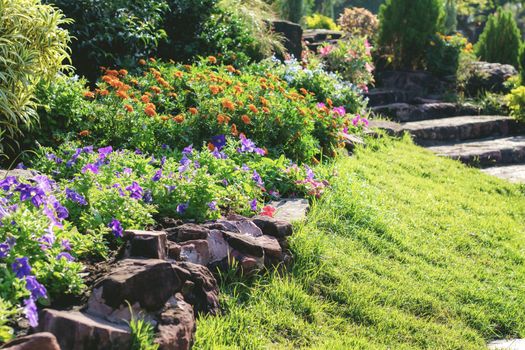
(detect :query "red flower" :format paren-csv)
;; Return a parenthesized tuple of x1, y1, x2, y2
(260, 205, 276, 218)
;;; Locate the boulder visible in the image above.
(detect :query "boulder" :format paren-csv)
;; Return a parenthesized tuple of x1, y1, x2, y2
(465, 61, 518, 95)
(207, 229, 230, 264)
(167, 241, 182, 260)
(268, 198, 309, 223)
(251, 216, 293, 238)
(177, 262, 219, 315)
(235, 220, 263, 237)
(1, 333, 60, 350)
(155, 294, 196, 350)
(179, 240, 210, 265)
(38, 309, 130, 350)
(230, 250, 264, 275)
(89, 259, 182, 312)
(377, 70, 448, 95)
(123, 230, 167, 259)
(271, 20, 303, 60)
(222, 231, 264, 257)
(167, 224, 209, 242)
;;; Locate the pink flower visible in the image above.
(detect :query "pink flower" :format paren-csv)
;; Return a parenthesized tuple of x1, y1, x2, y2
(365, 63, 374, 73)
(364, 39, 372, 56)
(319, 45, 334, 57)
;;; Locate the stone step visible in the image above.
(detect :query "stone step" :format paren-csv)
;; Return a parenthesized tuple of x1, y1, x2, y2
(404, 115, 522, 143)
(426, 136, 525, 167)
(372, 102, 480, 122)
(366, 88, 413, 106)
(481, 165, 525, 183)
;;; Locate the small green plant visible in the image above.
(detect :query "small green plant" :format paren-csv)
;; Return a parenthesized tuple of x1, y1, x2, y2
(475, 8, 522, 68)
(506, 86, 525, 122)
(337, 7, 378, 39)
(129, 311, 159, 350)
(378, 0, 443, 69)
(304, 13, 339, 30)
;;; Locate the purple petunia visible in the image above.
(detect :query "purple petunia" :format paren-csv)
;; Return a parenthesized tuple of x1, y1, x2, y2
(125, 182, 143, 200)
(238, 134, 265, 155)
(208, 201, 218, 211)
(304, 165, 315, 180)
(24, 298, 38, 328)
(252, 170, 264, 187)
(109, 218, 123, 238)
(12, 257, 32, 278)
(211, 134, 226, 150)
(56, 252, 75, 262)
(152, 170, 162, 182)
(65, 188, 87, 206)
(53, 201, 69, 220)
(61, 239, 72, 251)
(98, 146, 113, 159)
(333, 106, 346, 116)
(178, 155, 191, 173)
(25, 276, 47, 300)
(211, 149, 227, 159)
(0, 176, 18, 191)
(82, 163, 99, 174)
(176, 203, 189, 215)
(0, 242, 10, 259)
(250, 199, 258, 212)
(182, 145, 194, 155)
(17, 184, 46, 208)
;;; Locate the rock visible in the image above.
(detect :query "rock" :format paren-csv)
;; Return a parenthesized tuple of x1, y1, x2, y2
(38, 309, 130, 350)
(268, 198, 309, 223)
(465, 61, 518, 95)
(222, 231, 264, 257)
(271, 20, 303, 60)
(167, 241, 182, 260)
(235, 220, 263, 237)
(89, 259, 182, 312)
(179, 240, 210, 265)
(230, 250, 264, 275)
(376, 70, 448, 95)
(341, 133, 366, 153)
(1, 332, 60, 350)
(204, 220, 240, 233)
(207, 229, 230, 264)
(155, 294, 196, 350)
(251, 216, 293, 238)
(177, 262, 219, 315)
(123, 230, 167, 260)
(488, 339, 525, 349)
(168, 224, 209, 242)
(0, 169, 38, 180)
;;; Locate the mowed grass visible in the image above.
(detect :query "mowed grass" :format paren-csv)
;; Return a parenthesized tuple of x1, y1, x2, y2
(194, 136, 525, 349)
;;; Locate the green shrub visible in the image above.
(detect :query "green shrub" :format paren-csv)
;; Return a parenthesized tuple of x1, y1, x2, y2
(378, 0, 443, 69)
(426, 33, 469, 76)
(475, 8, 521, 68)
(519, 43, 525, 83)
(506, 86, 525, 121)
(444, 0, 458, 34)
(0, 0, 71, 153)
(277, 0, 305, 23)
(304, 13, 339, 30)
(337, 7, 379, 39)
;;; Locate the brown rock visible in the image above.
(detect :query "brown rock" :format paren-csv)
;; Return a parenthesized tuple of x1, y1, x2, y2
(123, 230, 167, 259)
(155, 294, 196, 350)
(168, 224, 209, 242)
(177, 262, 219, 315)
(167, 241, 182, 260)
(251, 216, 293, 238)
(204, 220, 239, 233)
(235, 220, 263, 237)
(206, 229, 230, 264)
(1, 332, 60, 350)
(222, 231, 264, 257)
(179, 240, 210, 265)
(231, 250, 264, 275)
(91, 259, 182, 312)
(38, 310, 130, 350)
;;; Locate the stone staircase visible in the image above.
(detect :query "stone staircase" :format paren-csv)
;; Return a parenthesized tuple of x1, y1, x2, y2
(368, 89, 525, 183)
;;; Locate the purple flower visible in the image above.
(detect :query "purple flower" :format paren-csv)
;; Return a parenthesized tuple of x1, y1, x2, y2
(176, 203, 189, 215)
(252, 170, 264, 187)
(211, 149, 227, 159)
(160, 156, 167, 167)
(61, 239, 72, 251)
(24, 298, 38, 328)
(123, 168, 133, 175)
(25, 276, 47, 300)
(165, 185, 176, 193)
(238, 134, 265, 155)
(333, 106, 346, 116)
(109, 218, 123, 238)
(56, 252, 75, 262)
(0, 176, 18, 191)
(250, 199, 258, 212)
(126, 182, 143, 200)
(222, 179, 229, 186)
(143, 190, 153, 204)
(53, 201, 69, 220)
(83, 146, 94, 153)
(211, 135, 226, 150)
(152, 170, 162, 182)
(135, 149, 143, 155)
(208, 201, 218, 211)
(17, 184, 46, 208)
(178, 155, 191, 173)
(241, 164, 250, 171)
(316, 102, 326, 109)
(98, 146, 113, 159)
(182, 145, 194, 155)
(16, 163, 27, 170)
(39, 229, 55, 250)
(82, 163, 99, 174)
(12, 257, 32, 278)
(0, 242, 10, 259)
(65, 188, 87, 205)
(305, 165, 315, 180)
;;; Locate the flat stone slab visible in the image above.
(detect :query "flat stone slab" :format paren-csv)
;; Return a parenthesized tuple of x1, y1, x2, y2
(427, 136, 525, 167)
(269, 198, 309, 223)
(366, 88, 412, 106)
(481, 165, 525, 183)
(372, 102, 479, 122)
(488, 339, 525, 349)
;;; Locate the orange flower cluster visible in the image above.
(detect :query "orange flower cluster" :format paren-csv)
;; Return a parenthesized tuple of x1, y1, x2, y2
(144, 103, 156, 117)
(221, 98, 235, 111)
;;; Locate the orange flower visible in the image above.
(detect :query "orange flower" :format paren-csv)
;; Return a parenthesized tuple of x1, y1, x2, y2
(138, 59, 147, 65)
(174, 114, 184, 123)
(210, 85, 221, 95)
(247, 95, 254, 101)
(208, 56, 217, 64)
(189, 107, 198, 115)
(160, 115, 169, 121)
(217, 114, 227, 124)
(225, 65, 235, 73)
(141, 95, 150, 103)
(106, 69, 119, 77)
(326, 98, 333, 107)
(248, 104, 259, 114)
(130, 79, 139, 85)
(144, 103, 156, 117)
(231, 123, 238, 136)
(262, 107, 270, 114)
(99, 89, 109, 97)
(149, 57, 157, 63)
(151, 86, 162, 94)
(221, 99, 235, 111)
(168, 92, 178, 98)
(116, 90, 129, 99)
(241, 115, 251, 125)
(174, 71, 184, 79)
(207, 142, 215, 151)
(260, 97, 269, 106)
(83, 91, 95, 99)
(299, 88, 308, 95)
(124, 104, 134, 113)
(119, 69, 128, 76)
(78, 130, 90, 137)
(233, 85, 243, 95)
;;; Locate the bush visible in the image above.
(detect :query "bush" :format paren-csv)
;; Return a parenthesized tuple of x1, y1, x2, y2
(0, 0, 71, 153)
(518, 43, 525, 83)
(475, 8, 521, 68)
(378, 0, 443, 69)
(35, 59, 367, 161)
(426, 33, 471, 76)
(444, 0, 458, 34)
(506, 86, 525, 122)
(304, 13, 339, 30)
(317, 37, 375, 87)
(337, 7, 379, 39)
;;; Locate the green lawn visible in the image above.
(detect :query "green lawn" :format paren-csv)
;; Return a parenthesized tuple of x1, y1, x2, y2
(194, 136, 525, 350)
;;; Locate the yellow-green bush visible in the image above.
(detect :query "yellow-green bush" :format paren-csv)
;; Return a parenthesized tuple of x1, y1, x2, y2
(304, 13, 339, 30)
(338, 7, 378, 38)
(0, 0, 71, 152)
(506, 86, 525, 122)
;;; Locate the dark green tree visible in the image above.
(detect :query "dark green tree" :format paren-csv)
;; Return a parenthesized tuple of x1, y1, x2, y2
(378, 0, 443, 69)
(519, 43, 525, 82)
(475, 8, 522, 68)
(444, 0, 458, 34)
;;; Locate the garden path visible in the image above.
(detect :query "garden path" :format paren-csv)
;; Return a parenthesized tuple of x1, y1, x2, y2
(368, 88, 525, 183)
